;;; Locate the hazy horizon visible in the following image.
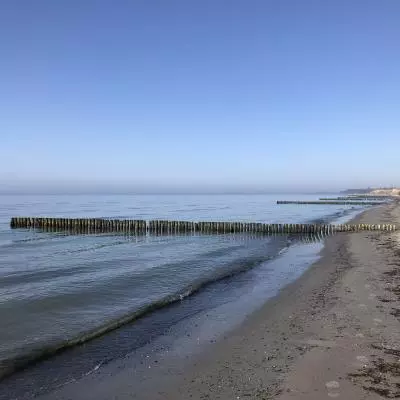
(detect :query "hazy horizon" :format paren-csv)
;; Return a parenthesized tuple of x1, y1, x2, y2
(1, 1, 400, 189)
(0, 179, 379, 195)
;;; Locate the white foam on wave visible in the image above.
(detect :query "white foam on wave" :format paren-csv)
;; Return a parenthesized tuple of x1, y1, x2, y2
(278, 246, 289, 255)
(84, 362, 103, 376)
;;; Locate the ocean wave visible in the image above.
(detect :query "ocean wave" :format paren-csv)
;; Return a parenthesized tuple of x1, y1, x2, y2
(0, 249, 277, 381)
(0, 236, 61, 250)
(0, 243, 222, 291)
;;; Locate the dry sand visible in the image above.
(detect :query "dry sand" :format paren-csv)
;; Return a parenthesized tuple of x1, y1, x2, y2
(38, 202, 400, 400)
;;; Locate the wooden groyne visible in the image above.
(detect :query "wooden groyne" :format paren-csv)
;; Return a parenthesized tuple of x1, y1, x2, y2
(277, 200, 386, 205)
(319, 197, 389, 201)
(9, 217, 396, 235)
(347, 194, 394, 198)
(10, 218, 147, 234)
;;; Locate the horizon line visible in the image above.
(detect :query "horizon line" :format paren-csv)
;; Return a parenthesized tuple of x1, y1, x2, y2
(0, 191, 342, 196)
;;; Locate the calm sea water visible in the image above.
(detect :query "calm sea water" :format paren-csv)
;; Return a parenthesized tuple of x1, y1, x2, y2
(0, 194, 367, 385)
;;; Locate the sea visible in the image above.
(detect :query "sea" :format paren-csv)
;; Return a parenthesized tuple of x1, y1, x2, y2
(0, 194, 371, 398)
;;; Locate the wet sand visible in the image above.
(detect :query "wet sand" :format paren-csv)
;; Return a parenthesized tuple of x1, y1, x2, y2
(37, 202, 400, 400)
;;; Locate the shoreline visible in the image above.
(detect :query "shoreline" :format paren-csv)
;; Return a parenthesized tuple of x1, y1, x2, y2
(30, 202, 400, 399)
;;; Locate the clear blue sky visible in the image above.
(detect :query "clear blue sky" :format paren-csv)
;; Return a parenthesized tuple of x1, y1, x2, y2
(1, 0, 399, 193)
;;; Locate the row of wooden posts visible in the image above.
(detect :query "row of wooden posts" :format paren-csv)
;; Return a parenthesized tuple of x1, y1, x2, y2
(277, 200, 386, 205)
(346, 195, 394, 199)
(10, 217, 396, 235)
(319, 197, 389, 201)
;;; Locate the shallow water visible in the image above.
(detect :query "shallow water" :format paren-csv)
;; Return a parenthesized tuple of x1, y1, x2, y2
(0, 194, 366, 380)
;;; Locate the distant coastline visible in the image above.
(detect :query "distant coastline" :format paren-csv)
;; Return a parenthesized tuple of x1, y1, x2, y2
(341, 187, 400, 196)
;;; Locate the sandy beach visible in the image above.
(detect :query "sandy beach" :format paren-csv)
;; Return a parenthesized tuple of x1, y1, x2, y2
(34, 201, 400, 400)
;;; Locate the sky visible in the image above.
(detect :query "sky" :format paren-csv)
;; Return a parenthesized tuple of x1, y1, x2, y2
(1, 0, 400, 193)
